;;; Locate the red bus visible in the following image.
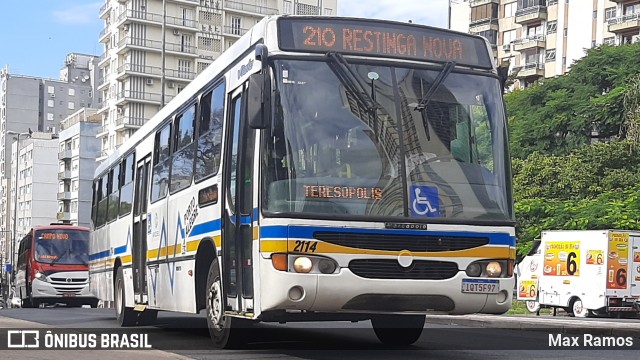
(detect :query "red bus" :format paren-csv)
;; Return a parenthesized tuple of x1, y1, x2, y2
(15, 224, 98, 308)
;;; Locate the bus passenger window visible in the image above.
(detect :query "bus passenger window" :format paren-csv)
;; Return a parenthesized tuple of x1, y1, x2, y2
(195, 83, 225, 181)
(151, 124, 171, 202)
(171, 104, 196, 193)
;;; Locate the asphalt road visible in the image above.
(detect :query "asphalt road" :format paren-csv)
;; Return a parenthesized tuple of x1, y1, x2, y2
(1, 307, 639, 359)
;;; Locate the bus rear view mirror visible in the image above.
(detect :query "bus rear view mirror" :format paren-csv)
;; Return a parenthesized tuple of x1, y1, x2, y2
(247, 72, 271, 129)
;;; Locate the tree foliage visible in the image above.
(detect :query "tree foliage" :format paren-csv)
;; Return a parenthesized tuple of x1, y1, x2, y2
(506, 43, 640, 160)
(506, 43, 640, 255)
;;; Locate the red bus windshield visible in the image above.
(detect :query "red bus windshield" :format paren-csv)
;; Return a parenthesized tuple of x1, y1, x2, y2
(34, 229, 89, 265)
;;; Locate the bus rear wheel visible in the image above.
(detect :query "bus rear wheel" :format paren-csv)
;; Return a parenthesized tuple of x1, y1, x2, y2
(115, 267, 137, 326)
(371, 315, 425, 346)
(206, 259, 247, 349)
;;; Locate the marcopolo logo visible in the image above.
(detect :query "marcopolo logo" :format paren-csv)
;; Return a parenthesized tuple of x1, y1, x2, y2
(237, 58, 254, 79)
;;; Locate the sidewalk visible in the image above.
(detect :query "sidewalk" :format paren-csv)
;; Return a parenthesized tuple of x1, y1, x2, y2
(0, 313, 192, 360)
(426, 313, 640, 336)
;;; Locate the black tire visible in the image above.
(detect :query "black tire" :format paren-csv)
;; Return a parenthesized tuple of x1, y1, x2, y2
(137, 309, 158, 326)
(206, 259, 248, 349)
(115, 267, 137, 326)
(89, 300, 99, 309)
(371, 315, 425, 346)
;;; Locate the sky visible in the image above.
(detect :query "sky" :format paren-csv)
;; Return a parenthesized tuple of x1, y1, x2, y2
(0, 0, 449, 79)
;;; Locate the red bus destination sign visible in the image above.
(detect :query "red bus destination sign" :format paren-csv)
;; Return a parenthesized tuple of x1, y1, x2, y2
(277, 18, 494, 69)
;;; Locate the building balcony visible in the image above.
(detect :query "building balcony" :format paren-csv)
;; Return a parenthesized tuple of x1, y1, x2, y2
(116, 63, 162, 80)
(115, 116, 147, 130)
(99, 27, 111, 43)
(223, 26, 250, 38)
(116, 36, 163, 54)
(469, 18, 499, 32)
(116, 9, 198, 31)
(515, 62, 545, 78)
(515, 6, 547, 24)
(513, 34, 546, 51)
(58, 150, 73, 160)
(56, 212, 71, 221)
(99, 2, 111, 19)
(165, 68, 196, 82)
(608, 13, 640, 33)
(165, 42, 198, 56)
(115, 90, 163, 106)
(166, 0, 199, 5)
(58, 170, 72, 180)
(57, 191, 72, 201)
(609, 0, 636, 3)
(223, 0, 278, 16)
(469, 0, 499, 6)
(98, 52, 110, 67)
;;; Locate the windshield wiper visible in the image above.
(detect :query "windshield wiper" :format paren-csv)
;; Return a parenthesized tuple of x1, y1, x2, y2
(325, 51, 381, 114)
(414, 61, 456, 111)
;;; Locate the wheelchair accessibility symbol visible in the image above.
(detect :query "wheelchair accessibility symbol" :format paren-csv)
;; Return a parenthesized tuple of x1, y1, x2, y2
(410, 186, 439, 217)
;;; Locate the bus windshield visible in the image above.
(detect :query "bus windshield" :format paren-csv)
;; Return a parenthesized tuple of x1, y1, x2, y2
(263, 58, 513, 222)
(34, 229, 89, 265)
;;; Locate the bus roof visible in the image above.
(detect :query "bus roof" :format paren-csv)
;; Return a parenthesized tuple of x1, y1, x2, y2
(94, 15, 495, 177)
(33, 225, 90, 232)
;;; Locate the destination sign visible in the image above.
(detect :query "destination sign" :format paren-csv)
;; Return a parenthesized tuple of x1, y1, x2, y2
(277, 18, 493, 69)
(39, 232, 70, 240)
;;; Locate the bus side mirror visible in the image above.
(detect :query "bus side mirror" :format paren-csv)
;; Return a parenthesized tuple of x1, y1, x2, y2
(247, 72, 271, 129)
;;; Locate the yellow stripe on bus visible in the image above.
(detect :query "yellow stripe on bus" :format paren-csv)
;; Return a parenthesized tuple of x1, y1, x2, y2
(260, 240, 288, 253)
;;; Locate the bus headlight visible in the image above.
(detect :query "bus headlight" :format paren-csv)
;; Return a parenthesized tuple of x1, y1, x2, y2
(486, 261, 502, 278)
(465, 263, 482, 277)
(35, 272, 49, 282)
(466, 260, 510, 278)
(293, 257, 313, 273)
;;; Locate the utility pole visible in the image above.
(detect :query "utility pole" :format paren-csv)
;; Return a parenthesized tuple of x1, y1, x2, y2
(161, 0, 167, 108)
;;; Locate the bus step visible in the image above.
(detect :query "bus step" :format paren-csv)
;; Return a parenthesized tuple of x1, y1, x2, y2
(134, 304, 147, 312)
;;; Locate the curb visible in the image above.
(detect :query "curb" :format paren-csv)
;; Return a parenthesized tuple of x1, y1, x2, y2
(425, 314, 640, 336)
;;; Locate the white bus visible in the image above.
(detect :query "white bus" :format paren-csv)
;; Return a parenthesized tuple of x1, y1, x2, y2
(90, 15, 516, 348)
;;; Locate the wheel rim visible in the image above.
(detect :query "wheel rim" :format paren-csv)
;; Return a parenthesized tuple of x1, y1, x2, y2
(116, 279, 122, 317)
(208, 279, 223, 330)
(526, 301, 539, 312)
(573, 300, 584, 316)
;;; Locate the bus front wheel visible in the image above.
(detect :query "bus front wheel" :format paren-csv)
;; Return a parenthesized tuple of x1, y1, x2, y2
(371, 315, 425, 346)
(205, 259, 246, 349)
(115, 267, 137, 326)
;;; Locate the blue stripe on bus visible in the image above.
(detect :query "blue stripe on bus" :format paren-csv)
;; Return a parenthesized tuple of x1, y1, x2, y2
(189, 219, 222, 237)
(260, 225, 515, 247)
(89, 250, 110, 261)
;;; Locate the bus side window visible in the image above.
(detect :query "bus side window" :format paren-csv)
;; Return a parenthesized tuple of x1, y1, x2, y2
(170, 104, 196, 193)
(195, 83, 225, 181)
(107, 165, 121, 222)
(91, 181, 98, 227)
(151, 123, 172, 202)
(119, 153, 135, 216)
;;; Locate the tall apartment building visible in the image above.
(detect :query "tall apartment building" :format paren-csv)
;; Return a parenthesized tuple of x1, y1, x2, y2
(58, 109, 102, 228)
(11, 133, 60, 249)
(0, 53, 100, 270)
(451, 0, 629, 88)
(96, 0, 338, 162)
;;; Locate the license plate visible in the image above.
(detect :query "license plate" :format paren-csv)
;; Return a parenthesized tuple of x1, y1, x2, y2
(62, 293, 76, 297)
(461, 279, 500, 294)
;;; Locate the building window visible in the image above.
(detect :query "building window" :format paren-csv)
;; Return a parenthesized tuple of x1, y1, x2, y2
(545, 49, 556, 62)
(564, 28, 568, 37)
(605, 7, 616, 21)
(284, 0, 292, 14)
(324, 8, 333, 15)
(230, 16, 241, 35)
(68, 102, 75, 110)
(504, 2, 517, 17)
(199, 37, 214, 51)
(604, 37, 615, 45)
(68, 88, 75, 96)
(563, 57, 567, 66)
(477, 30, 498, 45)
(47, 113, 54, 121)
(48, 100, 54, 108)
(503, 29, 516, 45)
(546, 20, 557, 34)
(296, 3, 319, 15)
(471, 3, 499, 22)
(48, 86, 55, 94)
(517, 0, 545, 9)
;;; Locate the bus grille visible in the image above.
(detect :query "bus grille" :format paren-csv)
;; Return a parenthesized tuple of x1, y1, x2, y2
(348, 259, 459, 280)
(49, 277, 88, 294)
(314, 232, 489, 252)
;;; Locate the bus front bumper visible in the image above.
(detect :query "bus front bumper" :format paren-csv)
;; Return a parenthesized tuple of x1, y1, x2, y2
(260, 258, 514, 316)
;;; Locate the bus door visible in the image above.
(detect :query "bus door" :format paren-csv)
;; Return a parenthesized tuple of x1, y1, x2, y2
(132, 155, 152, 304)
(222, 87, 255, 314)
